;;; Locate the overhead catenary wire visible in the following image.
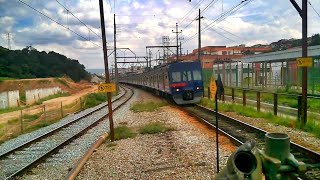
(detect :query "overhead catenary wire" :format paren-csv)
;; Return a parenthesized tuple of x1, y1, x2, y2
(201, 0, 219, 15)
(178, 0, 205, 25)
(55, 0, 107, 45)
(18, 0, 102, 48)
(182, 0, 218, 31)
(182, 0, 253, 45)
(308, 1, 320, 18)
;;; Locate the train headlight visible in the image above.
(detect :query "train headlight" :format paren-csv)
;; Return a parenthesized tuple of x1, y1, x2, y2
(196, 86, 200, 90)
(176, 88, 180, 92)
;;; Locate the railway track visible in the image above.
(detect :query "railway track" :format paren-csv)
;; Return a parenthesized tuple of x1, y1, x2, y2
(0, 86, 134, 179)
(182, 104, 320, 179)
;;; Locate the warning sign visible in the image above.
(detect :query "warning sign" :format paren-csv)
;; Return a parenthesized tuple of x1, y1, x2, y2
(296, 57, 312, 67)
(209, 76, 217, 100)
(98, 83, 116, 93)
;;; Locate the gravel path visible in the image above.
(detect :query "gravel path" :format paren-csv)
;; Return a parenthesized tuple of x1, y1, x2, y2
(77, 88, 236, 179)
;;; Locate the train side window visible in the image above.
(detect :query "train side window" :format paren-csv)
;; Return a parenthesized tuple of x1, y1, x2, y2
(182, 71, 192, 81)
(171, 72, 181, 82)
(193, 70, 202, 80)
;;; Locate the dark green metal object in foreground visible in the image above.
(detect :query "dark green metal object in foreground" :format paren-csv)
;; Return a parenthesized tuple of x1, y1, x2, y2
(216, 133, 311, 180)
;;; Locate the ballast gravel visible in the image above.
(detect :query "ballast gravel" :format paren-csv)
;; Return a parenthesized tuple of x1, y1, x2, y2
(76, 88, 236, 179)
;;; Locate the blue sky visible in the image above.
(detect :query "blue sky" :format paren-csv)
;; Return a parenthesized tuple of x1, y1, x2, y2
(0, 0, 319, 69)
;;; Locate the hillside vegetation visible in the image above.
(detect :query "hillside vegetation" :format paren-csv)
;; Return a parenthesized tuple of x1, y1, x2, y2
(0, 46, 90, 82)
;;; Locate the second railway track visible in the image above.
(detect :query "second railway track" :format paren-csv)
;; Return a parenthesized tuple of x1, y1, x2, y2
(182, 104, 320, 179)
(0, 85, 134, 179)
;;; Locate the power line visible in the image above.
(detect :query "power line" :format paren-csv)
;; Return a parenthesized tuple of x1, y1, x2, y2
(182, 0, 218, 33)
(18, 0, 102, 48)
(115, 14, 164, 17)
(201, 0, 219, 15)
(178, 0, 205, 25)
(55, 0, 102, 40)
(182, 0, 253, 45)
(217, 26, 247, 42)
(308, 1, 320, 18)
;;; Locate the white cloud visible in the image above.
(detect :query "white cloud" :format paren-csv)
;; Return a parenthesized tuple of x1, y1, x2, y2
(0, 16, 15, 32)
(0, 0, 319, 69)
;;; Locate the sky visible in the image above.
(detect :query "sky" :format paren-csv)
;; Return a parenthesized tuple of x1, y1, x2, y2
(0, 0, 320, 69)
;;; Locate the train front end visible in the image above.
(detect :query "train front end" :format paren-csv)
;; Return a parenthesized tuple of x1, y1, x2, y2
(168, 61, 204, 105)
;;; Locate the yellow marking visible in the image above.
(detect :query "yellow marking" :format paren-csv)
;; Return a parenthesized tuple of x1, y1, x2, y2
(209, 75, 217, 100)
(98, 83, 116, 93)
(296, 57, 312, 67)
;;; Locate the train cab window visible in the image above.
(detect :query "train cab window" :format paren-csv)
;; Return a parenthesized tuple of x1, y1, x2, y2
(171, 72, 181, 82)
(193, 70, 202, 80)
(182, 71, 192, 82)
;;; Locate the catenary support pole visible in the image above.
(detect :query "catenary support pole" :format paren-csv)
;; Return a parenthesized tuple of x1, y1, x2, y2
(289, 0, 308, 127)
(114, 14, 119, 93)
(99, 0, 114, 141)
(172, 23, 182, 61)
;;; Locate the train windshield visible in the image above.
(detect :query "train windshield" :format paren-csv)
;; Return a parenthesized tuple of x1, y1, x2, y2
(182, 71, 192, 81)
(171, 72, 181, 82)
(193, 70, 202, 80)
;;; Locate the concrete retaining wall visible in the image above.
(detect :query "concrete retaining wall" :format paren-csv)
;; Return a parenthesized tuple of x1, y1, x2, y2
(26, 87, 62, 105)
(0, 90, 20, 109)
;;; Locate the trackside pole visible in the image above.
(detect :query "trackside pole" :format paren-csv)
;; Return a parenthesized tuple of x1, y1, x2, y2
(99, 0, 115, 141)
(209, 75, 219, 173)
(215, 85, 219, 173)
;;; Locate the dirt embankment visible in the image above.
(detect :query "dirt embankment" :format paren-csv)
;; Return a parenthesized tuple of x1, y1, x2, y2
(0, 78, 97, 123)
(0, 77, 90, 94)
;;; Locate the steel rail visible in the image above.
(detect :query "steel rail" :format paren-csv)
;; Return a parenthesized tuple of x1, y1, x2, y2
(2, 86, 133, 179)
(181, 104, 320, 179)
(0, 87, 126, 158)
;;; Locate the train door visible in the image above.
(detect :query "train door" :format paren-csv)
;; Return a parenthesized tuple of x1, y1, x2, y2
(165, 72, 169, 92)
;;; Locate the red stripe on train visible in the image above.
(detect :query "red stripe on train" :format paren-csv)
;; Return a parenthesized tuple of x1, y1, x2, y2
(170, 82, 187, 88)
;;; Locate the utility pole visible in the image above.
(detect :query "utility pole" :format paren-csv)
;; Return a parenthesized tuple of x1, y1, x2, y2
(172, 23, 182, 61)
(7, 33, 11, 50)
(146, 48, 149, 68)
(290, 0, 308, 128)
(180, 41, 182, 56)
(196, 9, 204, 66)
(114, 14, 119, 93)
(149, 49, 152, 67)
(99, 0, 115, 141)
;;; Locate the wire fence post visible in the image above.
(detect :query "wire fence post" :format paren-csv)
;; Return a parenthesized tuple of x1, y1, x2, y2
(274, 93, 278, 116)
(257, 91, 260, 112)
(297, 95, 302, 122)
(20, 109, 23, 134)
(231, 88, 235, 103)
(243, 90, 246, 106)
(60, 101, 63, 118)
(44, 105, 46, 122)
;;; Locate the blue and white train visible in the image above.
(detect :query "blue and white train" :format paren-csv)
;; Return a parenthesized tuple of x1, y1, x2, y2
(119, 61, 204, 104)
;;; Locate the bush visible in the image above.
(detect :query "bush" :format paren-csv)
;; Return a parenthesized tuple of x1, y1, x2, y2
(111, 125, 136, 140)
(84, 93, 108, 109)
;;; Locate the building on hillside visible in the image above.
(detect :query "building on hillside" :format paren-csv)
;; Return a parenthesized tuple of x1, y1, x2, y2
(167, 45, 272, 69)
